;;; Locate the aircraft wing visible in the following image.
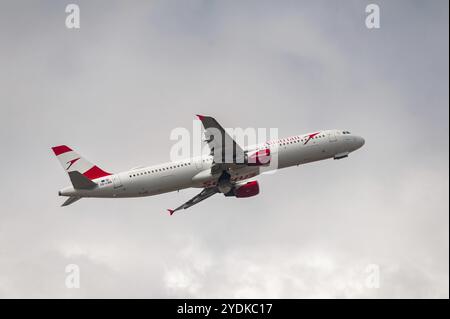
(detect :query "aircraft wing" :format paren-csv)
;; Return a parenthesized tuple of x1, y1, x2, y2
(196, 115, 246, 174)
(167, 187, 218, 215)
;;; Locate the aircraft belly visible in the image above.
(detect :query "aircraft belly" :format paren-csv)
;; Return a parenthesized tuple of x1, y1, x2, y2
(276, 147, 300, 168)
(143, 171, 194, 196)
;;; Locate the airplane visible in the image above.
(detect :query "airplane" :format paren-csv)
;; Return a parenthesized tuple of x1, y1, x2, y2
(52, 115, 365, 215)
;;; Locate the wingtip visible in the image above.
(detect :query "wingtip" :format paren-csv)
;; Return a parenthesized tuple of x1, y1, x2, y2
(167, 209, 175, 216)
(196, 114, 205, 121)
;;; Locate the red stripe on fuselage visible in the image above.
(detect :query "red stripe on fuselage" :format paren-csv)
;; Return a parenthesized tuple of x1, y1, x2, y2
(52, 145, 72, 156)
(83, 166, 111, 180)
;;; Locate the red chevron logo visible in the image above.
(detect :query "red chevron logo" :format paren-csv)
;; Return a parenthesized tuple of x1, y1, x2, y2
(66, 157, 80, 170)
(304, 132, 320, 145)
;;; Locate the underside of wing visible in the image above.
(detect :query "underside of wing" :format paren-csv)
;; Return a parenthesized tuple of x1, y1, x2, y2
(167, 187, 218, 215)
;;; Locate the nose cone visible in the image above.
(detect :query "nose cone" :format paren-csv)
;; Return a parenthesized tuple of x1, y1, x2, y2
(354, 136, 365, 150)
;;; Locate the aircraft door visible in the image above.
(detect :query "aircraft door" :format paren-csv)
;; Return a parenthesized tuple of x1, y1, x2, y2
(328, 131, 337, 142)
(113, 175, 123, 189)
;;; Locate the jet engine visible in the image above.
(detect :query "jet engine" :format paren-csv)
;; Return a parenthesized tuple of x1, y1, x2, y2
(232, 181, 260, 198)
(245, 148, 271, 166)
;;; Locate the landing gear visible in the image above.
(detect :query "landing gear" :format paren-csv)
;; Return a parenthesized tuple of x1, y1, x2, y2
(217, 170, 233, 194)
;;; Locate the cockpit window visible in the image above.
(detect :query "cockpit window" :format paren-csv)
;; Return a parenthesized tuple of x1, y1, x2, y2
(342, 131, 351, 134)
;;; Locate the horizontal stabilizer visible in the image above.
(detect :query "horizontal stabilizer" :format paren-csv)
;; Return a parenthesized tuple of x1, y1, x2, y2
(61, 196, 81, 207)
(68, 171, 97, 189)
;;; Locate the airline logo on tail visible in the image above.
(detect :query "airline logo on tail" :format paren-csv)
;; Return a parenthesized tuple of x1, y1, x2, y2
(66, 157, 80, 170)
(51, 145, 111, 180)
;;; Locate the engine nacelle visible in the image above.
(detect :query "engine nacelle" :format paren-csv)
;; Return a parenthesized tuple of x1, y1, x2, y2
(234, 181, 260, 198)
(245, 148, 271, 166)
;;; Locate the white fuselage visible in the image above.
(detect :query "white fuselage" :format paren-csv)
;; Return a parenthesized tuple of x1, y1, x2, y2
(59, 129, 365, 198)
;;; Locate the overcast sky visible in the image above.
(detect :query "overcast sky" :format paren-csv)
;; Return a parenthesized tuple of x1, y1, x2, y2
(0, 0, 448, 298)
